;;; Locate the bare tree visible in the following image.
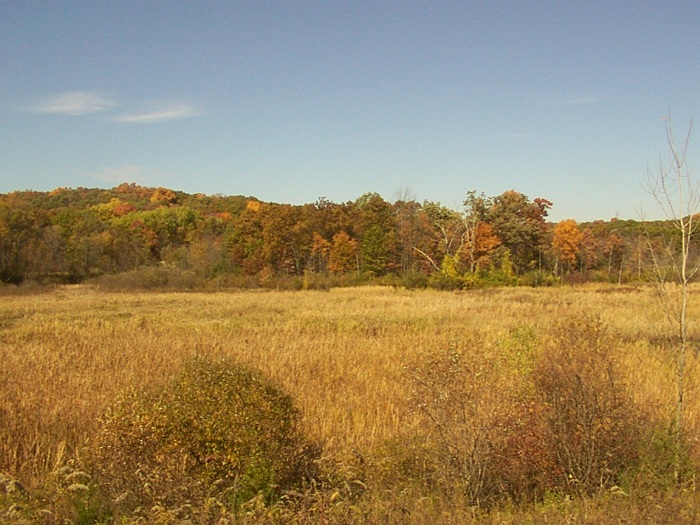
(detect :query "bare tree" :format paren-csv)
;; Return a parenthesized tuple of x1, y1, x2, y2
(646, 112, 699, 482)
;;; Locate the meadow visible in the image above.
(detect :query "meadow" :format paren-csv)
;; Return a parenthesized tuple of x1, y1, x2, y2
(2, 284, 700, 523)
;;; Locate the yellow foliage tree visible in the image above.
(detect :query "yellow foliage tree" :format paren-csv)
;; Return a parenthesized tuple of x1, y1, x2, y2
(552, 219, 582, 273)
(246, 200, 262, 212)
(149, 187, 178, 206)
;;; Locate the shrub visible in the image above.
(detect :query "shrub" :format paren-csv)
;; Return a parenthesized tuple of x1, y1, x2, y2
(91, 266, 205, 290)
(495, 397, 561, 502)
(87, 356, 316, 520)
(427, 271, 463, 290)
(531, 316, 643, 494)
(476, 269, 519, 287)
(400, 271, 428, 290)
(520, 270, 559, 287)
(405, 340, 505, 506)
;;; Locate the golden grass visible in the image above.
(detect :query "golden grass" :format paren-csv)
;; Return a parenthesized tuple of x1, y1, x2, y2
(2, 282, 700, 519)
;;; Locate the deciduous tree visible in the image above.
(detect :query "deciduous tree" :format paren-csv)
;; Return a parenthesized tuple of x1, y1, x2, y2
(487, 191, 552, 274)
(646, 114, 699, 481)
(417, 201, 466, 272)
(328, 231, 358, 274)
(462, 191, 497, 271)
(393, 191, 423, 273)
(552, 219, 583, 274)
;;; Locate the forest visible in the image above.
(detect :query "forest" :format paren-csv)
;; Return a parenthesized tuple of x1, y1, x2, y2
(0, 183, 680, 290)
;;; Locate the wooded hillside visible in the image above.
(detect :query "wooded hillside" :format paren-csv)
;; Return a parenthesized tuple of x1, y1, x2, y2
(0, 183, 682, 288)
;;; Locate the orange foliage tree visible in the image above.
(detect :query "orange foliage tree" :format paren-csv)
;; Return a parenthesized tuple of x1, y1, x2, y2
(552, 219, 583, 274)
(310, 232, 331, 273)
(328, 231, 357, 274)
(463, 222, 501, 271)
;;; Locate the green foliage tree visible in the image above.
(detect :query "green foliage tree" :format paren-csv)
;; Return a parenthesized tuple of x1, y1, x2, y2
(225, 201, 265, 275)
(104, 220, 154, 272)
(0, 194, 46, 283)
(393, 191, 424, 274)
(360, 224, 394, 276)
(487, 190, 552, 274)
(260, 204, 312, 275)
(355, 193, 398, 275)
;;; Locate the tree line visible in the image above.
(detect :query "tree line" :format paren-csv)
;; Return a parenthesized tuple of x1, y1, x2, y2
(0, 182, 687, 288)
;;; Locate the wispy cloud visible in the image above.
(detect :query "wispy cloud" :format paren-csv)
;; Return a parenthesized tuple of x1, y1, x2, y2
(28, 93, 203, 123)
(86, 165, 170, 184)
(114, 102, 202, 123)
(552, 96, 599, 107)
(30, 91, 116, 115)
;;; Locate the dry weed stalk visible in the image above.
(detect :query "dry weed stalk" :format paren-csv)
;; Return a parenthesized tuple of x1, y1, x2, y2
(0, 284, 699, 521)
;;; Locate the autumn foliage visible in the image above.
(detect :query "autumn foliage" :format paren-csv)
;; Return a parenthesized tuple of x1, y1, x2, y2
(552, 218, 583, 272)
(0, 184, 684, 289)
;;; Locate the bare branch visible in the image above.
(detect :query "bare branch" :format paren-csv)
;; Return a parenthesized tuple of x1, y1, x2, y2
(645, 111, 696, 483)
(412, 246, 441, 272)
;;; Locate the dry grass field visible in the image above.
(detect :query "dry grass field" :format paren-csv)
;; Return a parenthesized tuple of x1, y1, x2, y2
(2, 283, 700, 523)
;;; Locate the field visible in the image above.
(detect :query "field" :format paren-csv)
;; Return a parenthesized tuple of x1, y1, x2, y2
(2, 284, 700, 523)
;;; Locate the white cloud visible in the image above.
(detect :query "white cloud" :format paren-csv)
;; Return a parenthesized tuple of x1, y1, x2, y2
(29, 93, 203, 123)
(30, 91, 116, 115)
(86, 165, 170, 184)
(114, 102, 202, 123)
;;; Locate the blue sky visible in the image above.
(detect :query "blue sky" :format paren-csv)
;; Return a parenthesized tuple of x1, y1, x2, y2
(2, 1, 699, 221)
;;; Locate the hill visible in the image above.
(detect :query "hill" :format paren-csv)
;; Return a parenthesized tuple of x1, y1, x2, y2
(0, 184, 680, 289)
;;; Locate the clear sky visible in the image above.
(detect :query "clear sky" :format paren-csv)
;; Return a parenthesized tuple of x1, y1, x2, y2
(2, 1, 699, 222)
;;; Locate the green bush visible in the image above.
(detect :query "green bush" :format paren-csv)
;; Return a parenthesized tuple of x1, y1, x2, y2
(87, 356, 316, 520)
(400, 271, 428, 290)
(476, 269, 519, 287)
(427, 271, 464, 290)
(520, 270, 559, 287)
(461, 270, 521, 289)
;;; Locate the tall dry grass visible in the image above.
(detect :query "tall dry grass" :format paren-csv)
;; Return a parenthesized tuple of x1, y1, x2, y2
(1, 283, 700, 522)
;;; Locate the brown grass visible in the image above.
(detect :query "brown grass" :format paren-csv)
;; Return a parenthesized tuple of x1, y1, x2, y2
(1, 283, 700, 522)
